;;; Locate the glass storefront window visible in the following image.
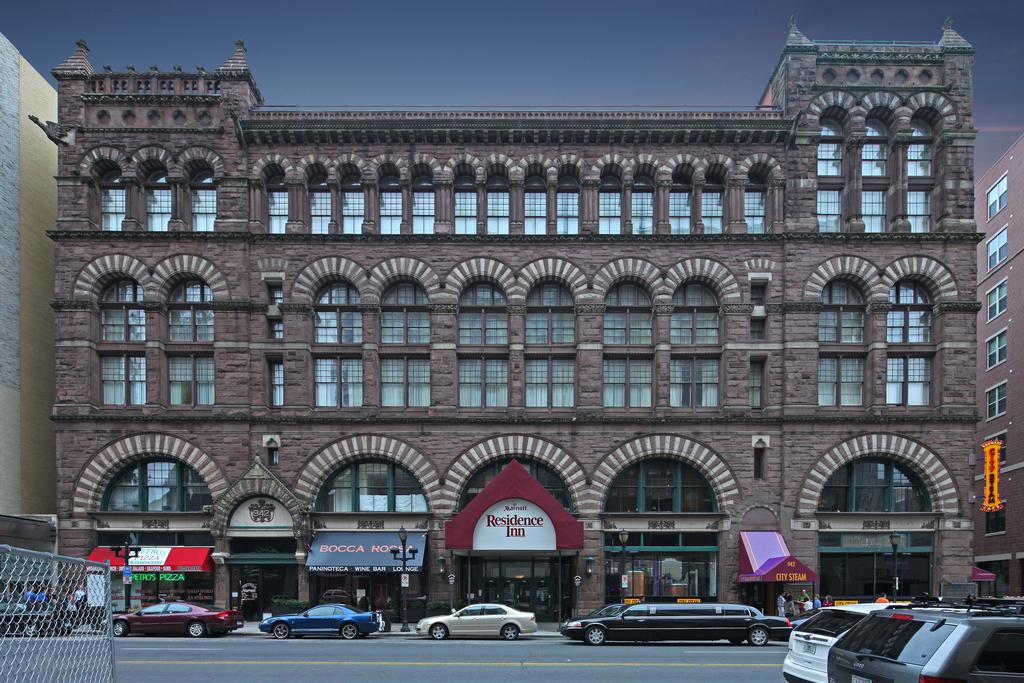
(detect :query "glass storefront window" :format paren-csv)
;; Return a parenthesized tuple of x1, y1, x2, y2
(977, 560, 1010, 597)
(317, 461, 427, 513)
(604, 459, 715, 513)
(818, 459, 930, 513)
(110, 571, 214, 612)
(603, 552, 717, 601)
(819, 552, 930, 601)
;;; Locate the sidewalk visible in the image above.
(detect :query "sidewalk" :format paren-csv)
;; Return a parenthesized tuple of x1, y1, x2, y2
(233, 621, 564, 638)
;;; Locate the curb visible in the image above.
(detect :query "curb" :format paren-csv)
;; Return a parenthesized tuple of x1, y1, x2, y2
(232, 626, 565, 639)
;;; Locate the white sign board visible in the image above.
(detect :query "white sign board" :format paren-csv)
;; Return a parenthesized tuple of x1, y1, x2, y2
(472, 498, 556, 551)
(400, 573, 410, 588)
(126, 547, 171, 568)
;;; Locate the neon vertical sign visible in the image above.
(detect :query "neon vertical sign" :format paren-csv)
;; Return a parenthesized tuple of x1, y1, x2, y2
(980, 439, 1005, 512)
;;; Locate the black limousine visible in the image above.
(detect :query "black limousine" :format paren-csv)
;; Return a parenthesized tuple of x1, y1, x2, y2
(560, 602, 791, 646)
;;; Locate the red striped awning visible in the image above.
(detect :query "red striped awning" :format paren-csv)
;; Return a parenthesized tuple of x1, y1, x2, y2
(86, 546, 214, 572)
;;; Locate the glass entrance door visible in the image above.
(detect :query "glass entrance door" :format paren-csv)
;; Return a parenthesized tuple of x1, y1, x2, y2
(230, 565, 298, 621)
(464, 556, 572, 623)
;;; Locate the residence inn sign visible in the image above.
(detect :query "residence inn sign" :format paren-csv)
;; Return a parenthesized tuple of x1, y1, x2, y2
(472, 499, 556, 550)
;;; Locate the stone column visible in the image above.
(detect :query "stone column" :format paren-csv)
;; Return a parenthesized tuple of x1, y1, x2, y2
(890, 137, 912, 233)
(327, 179, 340, 233)
(509, 178, 524, 234)
(655, 174, 672, 235)
(721, 304, 753, 413)
(434, 179, 453, 234)
(580, 178, 599, 235)
(285, 179, 306, 233)
(508, 305, 526, 413)
(362, 179, 378, 235)
(546, 181, 557, 234)
(653, 304, 673, 415)
(726, 176, 747, 234)
(845, 136, 865, 232)
(122, 178, 143, 231)
(361, 306, 381, 409)
(247, 180, 265, 233)
(214, 176, 249, 233)
(400, 179, 412, 234)
(429, 304, 458, 416)
(167, 175, 188, 231)
(691, 176, 705, 234)
(768, 178, 786, 233)
(621, 181, 633, 235)
(574, 303, 604, 416)
(475, 182, 487, 235)
(865, 301, 890, 413)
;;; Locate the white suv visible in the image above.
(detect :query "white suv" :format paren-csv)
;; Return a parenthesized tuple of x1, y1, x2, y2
(783, 603, 891, 683)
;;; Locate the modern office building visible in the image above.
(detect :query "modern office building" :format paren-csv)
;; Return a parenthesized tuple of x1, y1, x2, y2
(50, 21, 979, 619)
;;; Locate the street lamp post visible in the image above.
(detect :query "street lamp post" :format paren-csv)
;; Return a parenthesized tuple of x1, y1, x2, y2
(618, 530, 629, 598)
(109, 541, 140, 612)
(889, 532, 901, 601)
(391, 526, 418, 633)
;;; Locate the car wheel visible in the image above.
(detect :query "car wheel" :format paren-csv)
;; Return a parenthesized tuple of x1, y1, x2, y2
(500, 624, 520, 641)
(747, 625, 770, 646)
(340, 623, 359, 640)
(584, 626, 606, 646)
(429, 623, 449, 640)
(112, 620, 129, 637)
(271, 623, 291, 640)
(187, 621, 207, 638)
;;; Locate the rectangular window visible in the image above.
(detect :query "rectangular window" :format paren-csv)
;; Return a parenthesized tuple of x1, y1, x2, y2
(861, 190, 886, 233)
(316, 358, 363, 408)
(907, 191, 930, 233)
(341, 191, 364, 234)
(268, 447, 280, 466)
(886, 356, 931, 406)
(988, 228, 1009, 270)
(861, 143, 887, 176)
(749, 360, 764, 409)
(669, 192, 690, 234)
(339, 358, 362, 407)
(744, 191, 765, 234)
(458, 358, 508, 408)
(701, 191, 723, 234)
(988, 281, 1008, 320)
(985, 508, 1006, 534)
(381, 358, 430, 408)
(524, 192, 547, 235)
(102, 308, 146, 342)
(268, 191, 288, 234)
(907, 144, 932, 176)
(146, 189, 171, 232)
(817, 142, 842, 176)
(670, 358, 719, 408)
(379, 191, 402, 235)
(988, 331, 1008, 369)
(101, 188, 125, 231)
(599, 193, 621, 235)
(604, 359, 652, 407)
(310, 191, 331, 235)
(525, 358, 575, 408)
(412, 192, 434, 234)
(269, 319, 284, 340)
(750, 283, 767, 306)
(817, 190, 841, 232)
(454, 192, 477, 235)
(631, 193, 654, 235)
(169, 356, 215, 406)
(101, 356, 146, 406)
(988, 175, 1008, 220)
(602, 359, 625, 407)
(818, 357, 863, 406)
(192, 189, 216, 232)
(750, 318, 766, 340)
(315, 358, 338, 407)
(987, 383, 1008, 419)
(487, 192, 509, 234)
(753, 448, 765, 480)
(269, 361, 284, 406)
(556, 193, 579, 235)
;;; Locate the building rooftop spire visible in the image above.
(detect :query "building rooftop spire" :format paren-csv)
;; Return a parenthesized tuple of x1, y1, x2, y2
(938, 17, 973, 51)
(52, 39, 94, 77)
(217, 40, 250, 72)
(785, 16, 813, 47)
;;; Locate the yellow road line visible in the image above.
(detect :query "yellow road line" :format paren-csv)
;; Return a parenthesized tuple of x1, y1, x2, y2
(120, 660, 779, 668)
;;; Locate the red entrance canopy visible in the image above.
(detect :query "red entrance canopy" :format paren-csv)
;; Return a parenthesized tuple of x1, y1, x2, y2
(972, 566, 997, 582)
(738, 531, 818, 583)
(86, 547, 214, 572)
(445, 459, 584, 550)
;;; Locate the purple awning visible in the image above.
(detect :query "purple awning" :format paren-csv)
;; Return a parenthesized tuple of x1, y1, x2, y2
(738, 531, 818, 583)
(972, 566, 997, 582)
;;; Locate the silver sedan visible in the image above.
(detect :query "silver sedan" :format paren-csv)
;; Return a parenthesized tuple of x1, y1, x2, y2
(415, 603, 538, 640)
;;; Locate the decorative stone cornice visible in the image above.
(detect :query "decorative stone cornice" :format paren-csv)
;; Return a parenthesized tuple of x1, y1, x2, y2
(816, 51, 945, 64)
(866, 301, 893, 314)
(935, 301, 982, 313)
(653, 304, 675, 315)
(79, 127, 225, 135)
(51, 298, 95, 311)
(81, 94, 221, 105)
(721, 303, 755, 315)
(782, 302, 823, 313)
(506, 305, 527, 315)
(209, 301, 265, 312)
(428, 304, 459, 315)
(575, 304, 606, 315)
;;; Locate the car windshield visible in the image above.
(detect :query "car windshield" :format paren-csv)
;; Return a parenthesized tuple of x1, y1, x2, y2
(836, 614, 956, 665)
(796, 610, 866, 637)
(589, 605, 627, 618)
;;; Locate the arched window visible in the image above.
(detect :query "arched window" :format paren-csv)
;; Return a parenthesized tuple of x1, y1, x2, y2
(604, 283, 652, 345)
(458, 283, 507, 345)
(862, 120, 889, 177)
(101, 280, 146, 342)
(266, 167, 288, 234)
(99, 168, 126, 232)
(145, 170, 172, 232)
(340, 172, 363, 234)
(411, 169, 434, 235)
(599, 169, 622, 235)
(908, 121, 933, 177)
(526, 283, 574, 345)
(454, 172, 477, 235)
(701, 167, 725, 234)
(631, 174, 655, 235)
(671, 284, 719, 345)
(190, 171, 216, 232)
(819, 459, 930, 512)
(381, 282, 429, 345)
(669, 166, 692, 235)
(309, 171, 331, 235)
(818, 281, 864, 343)
(605, 459, 714, 513)
(317, 461, 426, 512)
(887, 281, 931, 343)
(817, 120, 843, 177)
(486, 173, 509, 234)
(556, 169, 580, 235)
(379, 169, 402, 235)
(314, 282, 362, 344)
(524, 172, 547, 235)
(525, 283, 575, 408)
(459, 458, 572, 511)
(670, 284, 720, 409)
(103, 459, 211, 512)
(169, 280, 214, 342)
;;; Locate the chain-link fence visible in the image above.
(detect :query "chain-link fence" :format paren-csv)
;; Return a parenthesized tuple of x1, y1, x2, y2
(0, 545, 114, 683)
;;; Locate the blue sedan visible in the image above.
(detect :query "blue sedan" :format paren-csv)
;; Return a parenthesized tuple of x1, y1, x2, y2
(259, 604, 378, 640)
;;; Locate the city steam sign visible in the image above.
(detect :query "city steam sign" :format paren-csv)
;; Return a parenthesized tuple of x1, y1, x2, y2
(980, 439, 1005, 513)
(472, 499, 556, 550)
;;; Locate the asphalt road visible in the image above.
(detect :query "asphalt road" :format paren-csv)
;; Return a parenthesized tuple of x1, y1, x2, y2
(114, 635, 789, 683)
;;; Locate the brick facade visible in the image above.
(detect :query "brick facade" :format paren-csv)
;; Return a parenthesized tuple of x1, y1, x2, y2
(51, 21, 979, 613)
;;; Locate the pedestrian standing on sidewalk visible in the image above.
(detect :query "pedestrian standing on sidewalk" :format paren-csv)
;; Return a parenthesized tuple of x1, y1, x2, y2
(813, 594, 821, 610)
(776, 592, 786, 617)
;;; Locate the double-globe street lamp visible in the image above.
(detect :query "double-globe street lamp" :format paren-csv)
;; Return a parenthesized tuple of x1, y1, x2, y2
(391, 526, 418, 633)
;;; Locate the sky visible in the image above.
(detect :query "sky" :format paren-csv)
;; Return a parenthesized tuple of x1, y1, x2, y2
(2, 0, 1021, 171)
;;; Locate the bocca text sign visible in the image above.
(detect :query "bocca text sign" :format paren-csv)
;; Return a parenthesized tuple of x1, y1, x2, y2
(472, 499, 556, 550)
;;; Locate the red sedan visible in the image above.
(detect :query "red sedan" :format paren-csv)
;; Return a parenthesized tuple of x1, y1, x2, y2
(113, 602, 243, 638)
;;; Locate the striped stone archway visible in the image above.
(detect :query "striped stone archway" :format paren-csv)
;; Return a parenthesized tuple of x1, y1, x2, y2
(881, 256, 959, 302)
(796, 434, 960, 516)
(72, 254, 152, 299)
(72, 433, 229, 514)
(803, 255, 884, 301)
(590, 435, 741, 515)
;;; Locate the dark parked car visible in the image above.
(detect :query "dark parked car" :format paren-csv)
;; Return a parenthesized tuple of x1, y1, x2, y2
(560, 602, 791, 646)
(113, 602, 243, 638)
(259, 603, 378, 640)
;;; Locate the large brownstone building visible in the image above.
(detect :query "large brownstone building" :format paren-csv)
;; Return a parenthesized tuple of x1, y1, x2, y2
(51, 20, 980, 622)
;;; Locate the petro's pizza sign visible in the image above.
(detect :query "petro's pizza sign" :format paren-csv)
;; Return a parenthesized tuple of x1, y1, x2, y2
(472, 498, 556, 551)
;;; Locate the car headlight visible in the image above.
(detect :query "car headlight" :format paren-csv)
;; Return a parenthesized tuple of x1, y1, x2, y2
(566, 621, 582, 629)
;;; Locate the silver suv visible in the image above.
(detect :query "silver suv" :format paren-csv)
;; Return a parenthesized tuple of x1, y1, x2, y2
(827, 598, 1024, 682)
